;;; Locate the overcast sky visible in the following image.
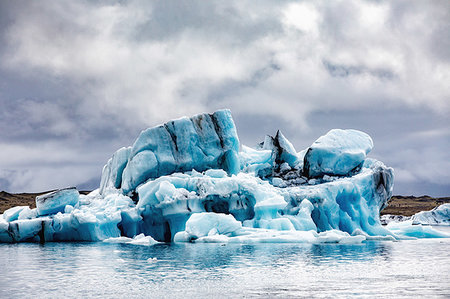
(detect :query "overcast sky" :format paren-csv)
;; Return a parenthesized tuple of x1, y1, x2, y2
(0, 0, 449, 196)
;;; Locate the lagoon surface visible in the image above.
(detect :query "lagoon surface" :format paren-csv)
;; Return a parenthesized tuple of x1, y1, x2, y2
(1, 234, 449, 298)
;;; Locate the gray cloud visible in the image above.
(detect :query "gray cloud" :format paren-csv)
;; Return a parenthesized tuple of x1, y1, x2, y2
(0, 0, 448, 196)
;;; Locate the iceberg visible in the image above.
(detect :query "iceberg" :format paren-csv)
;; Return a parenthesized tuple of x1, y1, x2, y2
(3, 206, 29, 222)
(103, 233, 159, 246)
(380, 204, 450, 226)
(0, 109, 448, 244)
(412, 203, 450, 225)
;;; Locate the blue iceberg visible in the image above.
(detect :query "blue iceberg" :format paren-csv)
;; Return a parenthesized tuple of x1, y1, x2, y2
(0, 109, 448, 244)
(412, 203, 450, 226)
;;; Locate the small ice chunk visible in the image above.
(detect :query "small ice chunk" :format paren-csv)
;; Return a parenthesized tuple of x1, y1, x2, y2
(204, 169, 228, 178)
(103, 233, 159, 246)
(174, 213, 242, 241)
(303, 129, 373, 178)
(129, 234, 159, 245)
(279, 162, 291, 173)
(274, 131, 299, 167)
(316, 230, 366, 244)
(271, 177, 285, 187)
(64, 205, 74, 214)
(36, 187, 79, 216)
(18, 207, 38, 220)
(412, 203, 450, 225)
(3, 206, 29, 222)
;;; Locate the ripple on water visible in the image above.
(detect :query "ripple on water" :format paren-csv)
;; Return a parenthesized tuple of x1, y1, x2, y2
(0, 238, 449, 298)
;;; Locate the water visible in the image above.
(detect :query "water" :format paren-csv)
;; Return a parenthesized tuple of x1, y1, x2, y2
(1, 236, 449, 298)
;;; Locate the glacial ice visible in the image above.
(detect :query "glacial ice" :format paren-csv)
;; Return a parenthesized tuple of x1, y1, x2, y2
(36, 188, 79, 216)
(3, 206, 29, 222)
(386, 220, 450, 238)
(103, 233, 159, 246)
(119, 109, 240, 194)
(380, 204, 450, 226)
(0, 109, 448, 244)
(412, 203, 450, 225)
(303, 129, 373, 178)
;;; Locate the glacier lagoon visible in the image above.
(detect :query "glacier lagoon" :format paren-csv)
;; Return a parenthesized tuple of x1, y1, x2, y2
(1, 236, 450, 298)
(1, 109, 449, 297)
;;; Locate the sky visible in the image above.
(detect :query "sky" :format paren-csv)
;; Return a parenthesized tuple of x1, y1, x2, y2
(0, 0, 449, 196)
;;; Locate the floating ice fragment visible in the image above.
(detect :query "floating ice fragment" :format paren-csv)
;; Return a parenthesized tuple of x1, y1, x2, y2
(103, 233, 159, 246)
(412, 203, 450, 225)
(386, 220, 450, 238)
(36, 188, 79, 216)
(3, 206, 29, 222)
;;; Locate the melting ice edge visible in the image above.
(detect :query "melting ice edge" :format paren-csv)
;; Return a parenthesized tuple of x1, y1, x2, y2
(1, 109, 449, 244)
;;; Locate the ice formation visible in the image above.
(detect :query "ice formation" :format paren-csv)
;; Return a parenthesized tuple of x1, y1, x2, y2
(36, 187, 79, 216)
(1, 109, 448, 244)
(412, 203, 450, 225)
(303, 129, 373, 178)
(380, 204, 450, 226)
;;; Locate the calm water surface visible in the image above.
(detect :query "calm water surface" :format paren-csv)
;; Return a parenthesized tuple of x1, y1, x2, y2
(1, 235, 449, 298)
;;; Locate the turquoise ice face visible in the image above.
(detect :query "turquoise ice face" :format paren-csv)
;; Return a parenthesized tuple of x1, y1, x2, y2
(303, 129, 374, 178)
(102, 109, 240, 195)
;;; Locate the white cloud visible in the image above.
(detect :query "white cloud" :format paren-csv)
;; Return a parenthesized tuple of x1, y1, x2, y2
(0, 0, 448, 194)
(3, 0, 449, 127)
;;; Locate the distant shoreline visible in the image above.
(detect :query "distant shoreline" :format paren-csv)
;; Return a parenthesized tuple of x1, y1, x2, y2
(0, 190, 449, 216)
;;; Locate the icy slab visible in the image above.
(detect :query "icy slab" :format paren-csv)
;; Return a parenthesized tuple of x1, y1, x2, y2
(103, 233, 159, 246)
(174, 213, 366, 244)
(386, 220, 450, 238)
(100, 147, 131, 195)
(303, 129, 373, 178)
(412, 203, 450, 225)
(36, 188, 79, 216)
(3, 206, 29, 222)
(173, 212, 242, 242)
(119, 109, 240, 194)
(261, 130, 300, 168)
(239, 145, 272, 174)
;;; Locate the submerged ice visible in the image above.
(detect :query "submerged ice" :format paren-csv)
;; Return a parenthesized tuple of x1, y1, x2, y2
(1, 109, 448, 244)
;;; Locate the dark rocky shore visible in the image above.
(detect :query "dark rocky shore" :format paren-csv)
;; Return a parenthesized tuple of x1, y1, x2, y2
(0, 190, 448, 216)
(381, 195, 450, 216)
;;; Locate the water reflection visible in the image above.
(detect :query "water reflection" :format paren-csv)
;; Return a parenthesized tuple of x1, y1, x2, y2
(0, 239, 448, 298)
(104, 241, 393, 273)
